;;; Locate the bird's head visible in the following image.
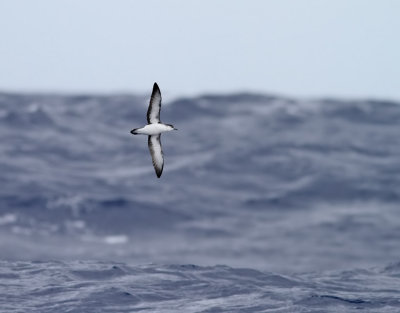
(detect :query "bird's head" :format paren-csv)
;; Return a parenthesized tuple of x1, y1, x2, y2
(166, 124, 178, 131)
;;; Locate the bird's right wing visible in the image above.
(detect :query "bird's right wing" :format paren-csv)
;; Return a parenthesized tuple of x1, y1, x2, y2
(148, 134, 164, 178)
(147, 83, 162, 124)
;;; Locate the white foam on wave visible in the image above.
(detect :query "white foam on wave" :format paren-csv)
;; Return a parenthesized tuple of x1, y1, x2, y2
(103, 235, 129, 245)
(0, 213, 17, 225)
(65, 220, 86, 229)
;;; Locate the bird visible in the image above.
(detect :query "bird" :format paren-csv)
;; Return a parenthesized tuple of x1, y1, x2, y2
(130, 83, 177, 178)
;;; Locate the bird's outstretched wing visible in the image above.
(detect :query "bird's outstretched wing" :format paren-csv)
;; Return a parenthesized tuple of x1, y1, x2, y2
(148, 134, 164, 178)
(147, 83, 162, 124)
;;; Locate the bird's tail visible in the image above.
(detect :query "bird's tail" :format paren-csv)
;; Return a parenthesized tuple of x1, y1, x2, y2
(130, 128, 139, 135)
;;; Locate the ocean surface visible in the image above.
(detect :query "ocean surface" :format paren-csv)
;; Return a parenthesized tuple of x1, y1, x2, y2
(1, 92, 400, 312)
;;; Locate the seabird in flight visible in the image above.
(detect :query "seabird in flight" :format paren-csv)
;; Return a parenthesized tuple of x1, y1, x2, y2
(130, 83, 177, 178)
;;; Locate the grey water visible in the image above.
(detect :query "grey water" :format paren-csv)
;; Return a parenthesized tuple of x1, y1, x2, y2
(1, 92, 400, 312)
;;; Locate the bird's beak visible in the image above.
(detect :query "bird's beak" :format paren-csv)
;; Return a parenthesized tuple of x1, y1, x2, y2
(174, 128, 178, 130)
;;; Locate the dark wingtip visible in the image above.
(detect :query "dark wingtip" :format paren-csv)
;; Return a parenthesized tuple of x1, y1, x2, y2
(155, 166, 163, 178)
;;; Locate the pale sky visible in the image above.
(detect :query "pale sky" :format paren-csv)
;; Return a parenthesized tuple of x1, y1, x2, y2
(0, 0, 399, 100)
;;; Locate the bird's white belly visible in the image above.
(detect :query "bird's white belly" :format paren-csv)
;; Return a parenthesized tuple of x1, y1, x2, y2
(136, 124, 169, 135)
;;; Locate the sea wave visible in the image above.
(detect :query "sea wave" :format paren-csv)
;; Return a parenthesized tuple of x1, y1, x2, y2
(1, 92, 399, 273)
(0, 260, 399, 312)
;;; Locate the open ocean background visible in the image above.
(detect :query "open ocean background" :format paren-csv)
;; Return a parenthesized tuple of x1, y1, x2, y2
(1, 92, 400, 312)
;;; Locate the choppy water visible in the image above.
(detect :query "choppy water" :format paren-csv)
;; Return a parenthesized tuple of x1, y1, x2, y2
(1, 92, 400, 312)
(1, 261, 400, 312)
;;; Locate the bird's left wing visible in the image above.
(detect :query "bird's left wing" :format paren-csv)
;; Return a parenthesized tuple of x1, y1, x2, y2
(148, 134, 164, 178)
(147, 83, 162, 124)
